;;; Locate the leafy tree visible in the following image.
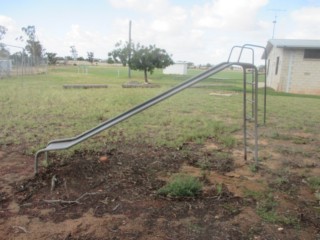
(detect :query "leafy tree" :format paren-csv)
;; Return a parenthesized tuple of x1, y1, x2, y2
(25, 41, 44, 63)
(22, 25, 35, 41)
(0, 25, 9, 58)
(107, 57, 115, 64)
(0, 25, 7, 41)
(21, 25, 45, 65)
(129, 44, 173, 83)
(70, 46, 78, 61)
(187, 62, 194, 68)
(87, 52, 94, 63)
(108, 41, 133, 66)
(46, 52, 58, 65)
(0, 46, 10, 58)
(10, 51, 28, 63)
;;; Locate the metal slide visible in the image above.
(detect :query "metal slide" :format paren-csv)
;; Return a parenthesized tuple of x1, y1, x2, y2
(34, 54, 266, 174)
(34, 62, 233, 173)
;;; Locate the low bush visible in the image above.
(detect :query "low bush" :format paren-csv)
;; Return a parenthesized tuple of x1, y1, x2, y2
(157, 174, 202, 197)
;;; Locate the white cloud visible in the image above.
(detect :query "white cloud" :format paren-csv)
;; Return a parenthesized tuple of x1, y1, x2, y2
(106, 1, 211, 63)
(108, 0, 170, 15)
(0, 15, 16, 32)
(191, 0, 268, 30)
(106, 0, 270, 63)
(151, 20, 171, 32)
(2, 1, 319, 65)
(0, 1, 270, 64)
(0, 15, 22, 45)
(150, 6, 187, 33)
(38, 24, 111, 58)
(62, 25, 109, 58)
(288, 7, 320, 39)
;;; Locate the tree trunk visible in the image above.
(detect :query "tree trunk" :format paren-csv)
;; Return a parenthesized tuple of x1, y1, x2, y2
(144, 69, 149, 84)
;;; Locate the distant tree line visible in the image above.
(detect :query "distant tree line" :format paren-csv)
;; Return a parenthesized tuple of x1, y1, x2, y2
(0, 24, 174, 82)
(0, 24, 46, 65)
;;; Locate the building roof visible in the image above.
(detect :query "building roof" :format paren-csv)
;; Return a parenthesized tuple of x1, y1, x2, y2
(269, 39, 320, 48)
(263, 39, 320, 58)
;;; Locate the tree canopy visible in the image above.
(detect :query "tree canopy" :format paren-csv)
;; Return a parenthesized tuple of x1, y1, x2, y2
(129, 44, 173, 83)
(21, 25, 45, 65)
(22, 26, 35, 42)
(46, 52, 58, 65)
(108, 41, 132, 66)
(0, 46, 10, 58)
(0, 25, 9, 58)
(70, 46, 78, 61)
(87, 52, 94, 63)
(109, 41, 173, 83)
(0, 25, 7, 41)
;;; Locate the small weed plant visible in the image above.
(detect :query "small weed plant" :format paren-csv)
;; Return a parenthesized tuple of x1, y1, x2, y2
(216, 183, 223, 195)
(307, 176, 320, 191)
(307, 177, 320, 201)
(245, 190, 300, 227)
(157, 174, 203, 197)
(249, 163, 259, 173)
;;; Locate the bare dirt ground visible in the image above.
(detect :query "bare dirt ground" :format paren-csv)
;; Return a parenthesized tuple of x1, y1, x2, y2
(0, 132, 319, 240)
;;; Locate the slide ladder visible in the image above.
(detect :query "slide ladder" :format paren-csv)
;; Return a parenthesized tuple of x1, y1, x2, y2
(35, 44, 266, 174)
(243, 65, 259, 162)
(228, 44, 267, 164)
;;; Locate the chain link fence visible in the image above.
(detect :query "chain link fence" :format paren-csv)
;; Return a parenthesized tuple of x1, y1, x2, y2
(0, 43, 47, 79)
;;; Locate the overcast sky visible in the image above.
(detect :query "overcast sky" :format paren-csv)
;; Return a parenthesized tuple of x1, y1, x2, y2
(1, 0, 320, 64)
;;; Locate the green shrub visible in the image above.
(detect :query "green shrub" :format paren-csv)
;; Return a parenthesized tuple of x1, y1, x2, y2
(307, 176, 320, 191)
(157, 174, 202, 197)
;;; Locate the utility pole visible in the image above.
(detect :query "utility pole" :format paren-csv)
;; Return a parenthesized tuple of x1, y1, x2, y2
(128, 20, 132, 79)
(269, 9, 286, 39)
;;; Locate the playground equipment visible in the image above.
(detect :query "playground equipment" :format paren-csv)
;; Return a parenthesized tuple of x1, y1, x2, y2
(34, 44, 266, 174)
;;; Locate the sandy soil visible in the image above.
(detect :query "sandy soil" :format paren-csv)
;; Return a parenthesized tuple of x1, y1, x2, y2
(0, 135, 319, 240)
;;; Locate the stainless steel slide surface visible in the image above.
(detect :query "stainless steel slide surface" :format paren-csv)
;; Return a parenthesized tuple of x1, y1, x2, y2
(35, 62, 232, 172)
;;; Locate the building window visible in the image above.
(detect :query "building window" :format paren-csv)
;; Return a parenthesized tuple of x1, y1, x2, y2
(304, 49, 320, 59)
(275, 56, 280, 75)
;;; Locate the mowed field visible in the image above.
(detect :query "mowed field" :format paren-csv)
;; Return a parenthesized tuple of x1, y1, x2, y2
(0, 65, 319, 240)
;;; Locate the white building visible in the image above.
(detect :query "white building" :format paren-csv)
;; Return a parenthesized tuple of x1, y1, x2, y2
(0, 60, 12, 78)
(263, 39, 320, 95)
(163, 62, 188, 75)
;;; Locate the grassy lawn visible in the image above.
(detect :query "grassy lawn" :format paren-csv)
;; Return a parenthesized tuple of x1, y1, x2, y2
(0, 66, 242, 154)
(0, 65, 319, 157)
(1, 65, 320, 239)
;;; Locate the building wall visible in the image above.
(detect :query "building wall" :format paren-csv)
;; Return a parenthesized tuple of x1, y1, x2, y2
(267, 47, 284, 91)
(0, 60, 12, 78)
(163, 63, 187, 75)
(289, 50, 320, 94)
(267, 47, 320, 94)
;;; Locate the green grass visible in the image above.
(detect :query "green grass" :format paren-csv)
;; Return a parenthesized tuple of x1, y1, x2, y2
(0, 65, 319, 159)
(1, 64, 319, 236)
(1, 66, 243, 153)
(307, 177, 320, 192)
(157, 174, 203, 197)
(245, 190, 300, 227)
